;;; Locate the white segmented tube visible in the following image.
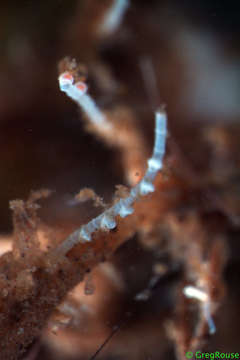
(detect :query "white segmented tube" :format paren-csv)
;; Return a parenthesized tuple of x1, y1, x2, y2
(56, 111, 167, 254)
(59, 71, 111, 129)
(183, 286, 208, 302)
(118, 199, 134, 218)
(147, 157, 162, 171)
(100, 0, 130, 34)
(183, 285, 216, 335)
(80, 227, 91, 242)
(203, 303, 216, 335)
(100, 213, 117, 230)
(139, 179, 155, 195)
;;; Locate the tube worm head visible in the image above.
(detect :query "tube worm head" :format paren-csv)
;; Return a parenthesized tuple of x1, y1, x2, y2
(75, 81, 88, 96)
(59, 72, 74, 90)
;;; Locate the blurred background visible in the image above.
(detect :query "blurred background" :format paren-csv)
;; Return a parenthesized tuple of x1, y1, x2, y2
(0, 1, 240, 359)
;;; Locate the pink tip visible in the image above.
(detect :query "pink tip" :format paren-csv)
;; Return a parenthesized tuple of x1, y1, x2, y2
(75, 81, 88, 95)
(59, 72, 74, 86)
